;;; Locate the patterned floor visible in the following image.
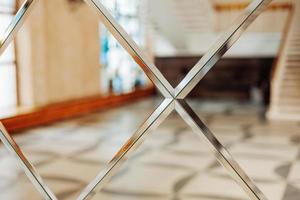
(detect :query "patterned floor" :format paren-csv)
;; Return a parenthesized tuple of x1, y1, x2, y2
(0, 98, 300, 200)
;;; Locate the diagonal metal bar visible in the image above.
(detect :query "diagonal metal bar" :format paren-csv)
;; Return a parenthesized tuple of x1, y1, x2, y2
(0, 0, 38, 56)
(175, 100, 267, 200)
(0, 123, 58, 200)
(83, 0, 175, 98)
(175, 0, 272, 99)
(77, 98, 174, 200)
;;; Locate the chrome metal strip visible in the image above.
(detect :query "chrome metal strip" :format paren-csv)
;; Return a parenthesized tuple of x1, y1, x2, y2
(174, 0, 272, 99)
(77, 99, 174, 200)
(174, 100, 267, 200)
(83, 0, 175, 98)
(0, 0, 38, 56)
(0, 123, 58, 200)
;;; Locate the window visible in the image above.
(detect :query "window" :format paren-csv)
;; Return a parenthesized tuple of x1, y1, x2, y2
(0, 0, 17, 109)
(100, 0, 147, 94)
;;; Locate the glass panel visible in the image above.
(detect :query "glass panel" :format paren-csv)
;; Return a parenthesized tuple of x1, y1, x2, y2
(0, 64, 17, 108)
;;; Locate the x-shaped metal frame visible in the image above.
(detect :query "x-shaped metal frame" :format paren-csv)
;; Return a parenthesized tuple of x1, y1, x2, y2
(0, 0, 272, 199)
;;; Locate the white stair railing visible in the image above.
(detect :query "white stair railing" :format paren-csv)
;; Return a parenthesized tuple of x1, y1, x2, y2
(268, 1, 300, 120)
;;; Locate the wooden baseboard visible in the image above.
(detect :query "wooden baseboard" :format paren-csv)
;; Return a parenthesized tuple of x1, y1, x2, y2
(0, 87, 155, 133)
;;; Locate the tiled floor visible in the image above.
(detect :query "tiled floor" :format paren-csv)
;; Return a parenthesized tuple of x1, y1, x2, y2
(0, 98, 300, 200)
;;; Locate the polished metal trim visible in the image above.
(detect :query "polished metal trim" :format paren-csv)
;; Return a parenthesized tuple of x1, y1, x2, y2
(0, 123, 58, 200)
(0, 0, 37, 56)
(0, 0, 272, 199)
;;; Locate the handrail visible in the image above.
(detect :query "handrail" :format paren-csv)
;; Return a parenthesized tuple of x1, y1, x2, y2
(271, 5, 295, 82)
(268, 3, 297, 117)
(214, 2, 293, 12)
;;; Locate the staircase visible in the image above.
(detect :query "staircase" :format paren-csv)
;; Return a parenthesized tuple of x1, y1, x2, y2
(148, 0, 214, 51)
(268, 2, 300, 120)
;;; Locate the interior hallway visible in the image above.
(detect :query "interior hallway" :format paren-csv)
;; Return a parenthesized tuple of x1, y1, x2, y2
(0, 98, 299, 200)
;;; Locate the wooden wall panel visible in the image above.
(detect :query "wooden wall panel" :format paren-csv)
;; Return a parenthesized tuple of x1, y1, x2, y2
(1, 87, 155, 133)
(155, 57, 274, 102)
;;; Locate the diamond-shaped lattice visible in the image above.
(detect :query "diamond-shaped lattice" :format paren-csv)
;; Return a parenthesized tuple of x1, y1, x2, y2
(0, 0, 273, 199)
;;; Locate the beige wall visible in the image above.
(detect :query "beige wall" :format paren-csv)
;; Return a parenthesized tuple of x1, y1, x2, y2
(17, 0, 100, 107)
(216, 10, 290, 33)
(214, 0, 292, 32)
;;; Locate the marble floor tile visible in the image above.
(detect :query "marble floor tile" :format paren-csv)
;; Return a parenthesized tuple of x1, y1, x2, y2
(211, 156, 289, 181)
(251, 122, 300, 136)
(37, 159, 103, 183)
(137, 149, 214, 171)
(288, 161, 300, 182)
(142, 131, 177, 148)
(257, 181, 286, 200)
(230, 142, 299, 162)
(0, 98, 300, 199)
(0, 156, 23, 182)
(73, 141, 126, 163)
(282, 182, 300, 200)
(210, 115, 260, 127)
(104, 164, 191, 196)
(22, 138, 98, 157)
(0, 179, 42, 200)
(209, 124, 245, 136)
(246, 135, 296, 146)
(165, 132, 214, 155)
(180, 173, 248, 199)
(91, 193, 168, 200)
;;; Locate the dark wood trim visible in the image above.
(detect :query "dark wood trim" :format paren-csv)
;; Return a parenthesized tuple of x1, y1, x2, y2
(0, 86, 155, 133)
(155, 57, 274, 103)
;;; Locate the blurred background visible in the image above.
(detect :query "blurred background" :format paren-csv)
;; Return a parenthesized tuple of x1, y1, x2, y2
(0, 0, 299, 199)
